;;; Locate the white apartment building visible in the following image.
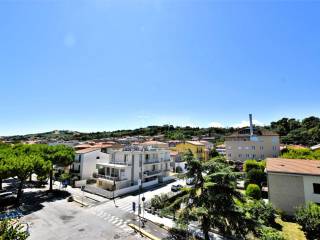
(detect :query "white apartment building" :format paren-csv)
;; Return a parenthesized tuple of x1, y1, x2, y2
(70, 148, 109, 180)
(225, 115, 280, 162)
(95, 145, 172, 191)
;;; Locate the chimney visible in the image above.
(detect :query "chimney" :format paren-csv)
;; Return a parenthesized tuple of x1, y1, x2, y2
(249, 114, 254, 136)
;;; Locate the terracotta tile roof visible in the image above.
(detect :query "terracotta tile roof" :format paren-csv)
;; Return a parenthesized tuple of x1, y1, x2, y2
(141, 141, 167, 145)
(92, 143, 113, 148)
(266, 158, 320, 176)
(186, 141, 205, 146)
(74, 144, 93, 149)
(76, 148, 101, 154)
(170, 151, 179, 156)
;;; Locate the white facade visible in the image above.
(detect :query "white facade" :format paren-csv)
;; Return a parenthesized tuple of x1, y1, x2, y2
(303, 175, 320, 204)
(70, 149, 109, 180)
(95, 147, 172, 191)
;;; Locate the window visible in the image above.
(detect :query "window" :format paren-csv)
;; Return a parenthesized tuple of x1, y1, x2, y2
(239, 154, 242, 158)
(252, 154, 256, 158)
(78, 155, 82, 162)
(145, 154, 149, 160)
(252, 146, 255, 150)
(260, 146, 264, 150)
(238, 146, 242, 150)
(246, 154, 250, 158)
(313, 183, 320, 194)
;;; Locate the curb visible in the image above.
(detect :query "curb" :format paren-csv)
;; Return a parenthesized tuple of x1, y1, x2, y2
(140, 216, 171, 231)
(73, 197, 89, 207)
(128, 223, 161, 240)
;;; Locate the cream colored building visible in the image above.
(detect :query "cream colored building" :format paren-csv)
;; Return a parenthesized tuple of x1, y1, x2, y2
(95, 145, 171, 191)
(266, 158, 320, 215)
(225, 127, 280, 162)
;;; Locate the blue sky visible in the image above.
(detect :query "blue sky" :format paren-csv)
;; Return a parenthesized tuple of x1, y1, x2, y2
(1, 0, 319, 136)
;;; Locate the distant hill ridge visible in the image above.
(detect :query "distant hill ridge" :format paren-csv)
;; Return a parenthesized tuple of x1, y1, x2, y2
(1, 116, 320, 146)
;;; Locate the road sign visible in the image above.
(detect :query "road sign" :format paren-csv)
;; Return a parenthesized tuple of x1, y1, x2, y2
(138, 179, 142, 186)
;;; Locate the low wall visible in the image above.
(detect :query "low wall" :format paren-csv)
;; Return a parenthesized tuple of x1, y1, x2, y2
(85, 179, 160, 199)
(162, 176, 174, 182)
(74, 180, 87, 188)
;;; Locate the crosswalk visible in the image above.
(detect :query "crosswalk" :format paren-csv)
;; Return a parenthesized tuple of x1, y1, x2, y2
(90, 206, 132, 231)
(97, 197, 138, 214)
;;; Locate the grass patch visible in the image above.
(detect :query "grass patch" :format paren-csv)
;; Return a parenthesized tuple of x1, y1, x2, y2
(276, 217, 306, 240)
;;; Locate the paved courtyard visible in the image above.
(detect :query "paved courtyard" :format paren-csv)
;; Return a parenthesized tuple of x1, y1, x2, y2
(21, 198, 143, 240)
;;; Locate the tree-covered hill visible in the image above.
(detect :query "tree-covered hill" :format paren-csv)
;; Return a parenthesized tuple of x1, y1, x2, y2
(1, 116, 320, 146)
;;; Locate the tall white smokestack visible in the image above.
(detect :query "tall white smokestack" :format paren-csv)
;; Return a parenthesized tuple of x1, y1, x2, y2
(249, 114, 254, 136)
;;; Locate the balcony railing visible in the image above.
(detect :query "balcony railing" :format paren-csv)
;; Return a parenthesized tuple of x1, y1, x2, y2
(144, 159, 160, 164)
(110, 161, 131, 166)
(69, 169, 80, 174)
(144, 170, 161, 176)
(96, 174, 127, 182)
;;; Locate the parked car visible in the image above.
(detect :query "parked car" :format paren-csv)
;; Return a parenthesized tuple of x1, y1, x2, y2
(171, 184, 183, 192)
(186, 178, 195, 185)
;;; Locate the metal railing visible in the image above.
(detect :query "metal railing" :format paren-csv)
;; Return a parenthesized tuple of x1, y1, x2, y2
(144, 159, 160, 164)
(69, 169, 80, 174)
(143, 170, 161, 176)
(96, 174, 128, 182)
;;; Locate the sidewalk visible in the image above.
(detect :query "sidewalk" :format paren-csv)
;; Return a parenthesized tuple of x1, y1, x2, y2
(142, 211, 175, 228)
(52, 181, 108, 204)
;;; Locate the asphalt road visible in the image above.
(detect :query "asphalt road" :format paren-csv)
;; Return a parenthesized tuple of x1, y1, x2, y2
(19, 179, 183, 240)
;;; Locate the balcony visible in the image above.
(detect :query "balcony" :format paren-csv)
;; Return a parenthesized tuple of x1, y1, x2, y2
(144, 170, 161, 177)
(144, 159, 160, 165)
(163, 158, 171, 162)
(110, 161, 131, 166)
(96, 174, 127, 182)
(69, 169, 80, 174)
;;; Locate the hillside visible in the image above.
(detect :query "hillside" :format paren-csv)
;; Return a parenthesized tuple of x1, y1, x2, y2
(1, 116, 320, 146)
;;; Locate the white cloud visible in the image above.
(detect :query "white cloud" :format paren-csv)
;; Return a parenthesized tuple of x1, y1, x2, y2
(232, 119, 264, 128)
(209, 122, 223, 128)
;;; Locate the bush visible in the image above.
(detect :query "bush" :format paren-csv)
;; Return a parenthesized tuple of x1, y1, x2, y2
(246, 184, 261, 200)
(59, 172, 71, 182)
(245, 200, 277, 227)
(0, 220, 29, 240)
(150, 194, 169, 210)
(175, 166, 183, 173)
(243, 159, 265, 172)
(245, 168, 266, 187)
(259, 227, 285, 240)
(295, 202, 320, 239)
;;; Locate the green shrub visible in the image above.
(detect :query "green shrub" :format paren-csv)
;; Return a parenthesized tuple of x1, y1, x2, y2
(245, 200, 277, 227)
(245, 168, 266, 187)
(243, 159, 265, 172)
(259, 227, 285, 240)
(59, 172, 71, 182)
(175, 166, 183, 173)
(295, 202, 320, 240)
(0, 220, 29, 240)
(150, 194, 169, 210)
(246, 184, 261, 200)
